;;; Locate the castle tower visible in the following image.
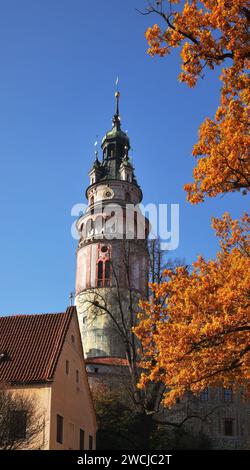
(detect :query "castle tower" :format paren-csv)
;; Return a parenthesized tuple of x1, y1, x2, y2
(75, 91, 148, 360)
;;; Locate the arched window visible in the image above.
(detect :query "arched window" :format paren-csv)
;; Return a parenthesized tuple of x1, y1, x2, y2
(95, 216, 104, 235)
(86, 219, 94, 237)
(97, 261, 103, 287)
(134, 212, 137, 238)
(105, 216, 116, 235)
(96, 259, 111, 287)
(104, 261, 111, 287)
(89, 196, 94, 206)
(110, 221, 116, 234)
(108, 144, 115, 157)
(79, 222, 85, 238)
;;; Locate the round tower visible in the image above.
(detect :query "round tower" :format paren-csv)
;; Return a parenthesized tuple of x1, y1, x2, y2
(75, 91, 148, 360)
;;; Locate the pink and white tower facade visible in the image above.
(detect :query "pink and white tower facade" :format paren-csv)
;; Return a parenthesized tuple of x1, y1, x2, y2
(75, 92, 148, 362)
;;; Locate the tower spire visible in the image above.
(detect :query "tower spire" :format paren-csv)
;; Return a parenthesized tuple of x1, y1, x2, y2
(113, 77, 121, 130)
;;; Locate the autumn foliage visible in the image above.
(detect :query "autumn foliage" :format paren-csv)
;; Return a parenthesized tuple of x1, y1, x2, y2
(144, 1, 250, 202)
(134, 213, 250, 407)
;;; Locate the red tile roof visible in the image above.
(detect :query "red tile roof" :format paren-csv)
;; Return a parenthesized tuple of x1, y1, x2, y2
(85, 357, 128, 366)
(0, 307, 76, 385)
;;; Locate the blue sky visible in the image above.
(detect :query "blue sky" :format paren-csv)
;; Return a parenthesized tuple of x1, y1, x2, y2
(0, 0, 246, 315)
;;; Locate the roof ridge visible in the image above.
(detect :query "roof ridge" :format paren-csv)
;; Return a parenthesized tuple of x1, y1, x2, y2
(2, 312, 66, 318)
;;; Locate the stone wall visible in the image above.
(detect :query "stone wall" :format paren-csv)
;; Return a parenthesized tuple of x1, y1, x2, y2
(164, 388, 250, 449)
(76, 287, 142, 358)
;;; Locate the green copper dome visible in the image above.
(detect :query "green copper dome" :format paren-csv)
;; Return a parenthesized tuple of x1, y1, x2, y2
(88, 90, 139, 186)
(102, 126, 130, 145)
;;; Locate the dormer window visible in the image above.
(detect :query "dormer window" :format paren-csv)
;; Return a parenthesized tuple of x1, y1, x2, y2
(0, 351, 10, 363)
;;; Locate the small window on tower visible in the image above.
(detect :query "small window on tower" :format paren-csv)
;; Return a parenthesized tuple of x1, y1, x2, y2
(108, 144, 115, 157)
(86, 219, 94, 237)
(97, 261, 103, 287)
(125, 192, 130, 202)
(97, 259, 111, 287)
(95, 216, 104, 235)
(104, 261, 111, 287)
